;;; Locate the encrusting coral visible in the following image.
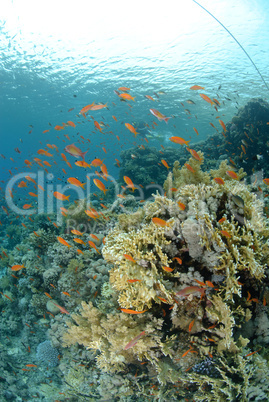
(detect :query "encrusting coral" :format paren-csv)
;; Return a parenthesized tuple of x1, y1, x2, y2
(62, 154, 269, 399)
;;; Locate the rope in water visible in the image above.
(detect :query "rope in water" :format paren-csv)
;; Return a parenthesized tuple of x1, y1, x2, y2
(192, 0, 269, 92)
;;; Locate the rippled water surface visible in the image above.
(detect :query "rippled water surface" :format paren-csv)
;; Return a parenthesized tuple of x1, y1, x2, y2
(0, 0, 268, 180)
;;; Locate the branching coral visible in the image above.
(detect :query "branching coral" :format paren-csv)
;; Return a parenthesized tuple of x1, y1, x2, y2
(63, 301, 163, 373)
(60, 156, 269, 399)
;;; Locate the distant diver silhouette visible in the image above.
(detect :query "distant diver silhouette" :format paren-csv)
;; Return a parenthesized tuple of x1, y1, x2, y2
(192, 0, 269, 92)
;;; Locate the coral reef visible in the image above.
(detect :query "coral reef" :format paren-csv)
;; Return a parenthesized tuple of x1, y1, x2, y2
(62, 156, 269, 400)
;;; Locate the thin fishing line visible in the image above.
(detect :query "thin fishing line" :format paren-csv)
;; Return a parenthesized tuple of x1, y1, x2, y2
(192, 0, 269, 92)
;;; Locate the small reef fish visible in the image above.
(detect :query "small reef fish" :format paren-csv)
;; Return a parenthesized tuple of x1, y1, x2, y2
(220, 230, 231, 238)
(11, 264, 25, 271)
(53, 192, 70, 201)
(176, 286, 205, 297)
(23, 204, 33, 210)
(231, 194, 244, 208)
(90, 103, 108, 110)
(185, 163, 195, 173)
(52, 302, 70, 314)
(67, 120, 76, 128)
(169, 136, 190, 146)
(118, 87, 130, 91)
(162, 266, 174, 272)
(263, 178, 269, 185)
(173, 257, 182, 264)
(124, 331, 146, 350)
(73, 238, 86, 245)
(88, 240, 100, 254)
(64, 144, 88, 160)
(93, 178, 108, 194)
(71, 229, 84, 236)
(91, 158, 104, 167)
(177, 202, 186, 211)
(125, 123, 138, 136)
(121, 309, 147, 314)
(123, 254, 136, 263)
(119, 93, 135, 101)
(57, 237, 71, 248)
(226, 171, 239, 180)
(199, 93, 214, 106)
(79, 102, 95, 114)
(190, 85, 205, 90)
(161, 159, 170, 169)
(219, 119, 226, 132)
(127, 279, 141, 283)
(188, 320, 195, 332)
(214, 177, 225, 185)
(193, 127, 199, 135)
(150, 108, 171, 123)
(152, 217, 170, 227)
(75, 161, 91, 168)
(188, 149, 202, 162)
(124, 176, 136, 191)
(67, 177, 85, 188)
(94, 121, 102, 132)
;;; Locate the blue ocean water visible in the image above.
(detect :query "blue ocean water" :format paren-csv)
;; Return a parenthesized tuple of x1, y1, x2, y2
(1, 0, 269, 400)
(0, 0, 268, 187)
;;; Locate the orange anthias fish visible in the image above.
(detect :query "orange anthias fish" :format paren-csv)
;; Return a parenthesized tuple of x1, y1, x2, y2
(94, 121, 102, 132)
(124, 176, 135, 191)
(75, 161, 91, 168)
(162, 266, 174, 272)
(11, 264, 25, 271)
(79, 102, 95, 115)
(119, 93, 135, 101)
(64, 144, 88, 160)
(71, 229, 84, 236)
(57, 237, 72, 248)
(91, 158, 104, 167)
(161, 159, 170, 169)
(123, 254, 136, 263)
(214, 177, 225, 185)
(125, 123, 138, 136)
(152, 217, 170, 227)
(124, 331, 146, 350)
(200, 93, 214, 106)
(185, 163, 195, 173)
(67, 177, 85, 189)
(219, 119, 226, 132)
(190, 85, 205, 90)
(90, 103, 108, 110)
(150, 108, 171, 123)
(188, 149, 202, 162)
(118, 86, 130, 91)
(88, 240, 100, 254)
(53, 192, 70, 201)
(177, 202, 186, 211)
(169, 136, 190, 146)
(220, 230, 231, 238)
(23, 204, 33, 210)
(226, 171, 238, 180)
(52, 302, 70, 314)
(73, 238, 86, 245)
(93, 179, 108, 194)
(263, 178, 269, 185)
(121, 309, 147, 314)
